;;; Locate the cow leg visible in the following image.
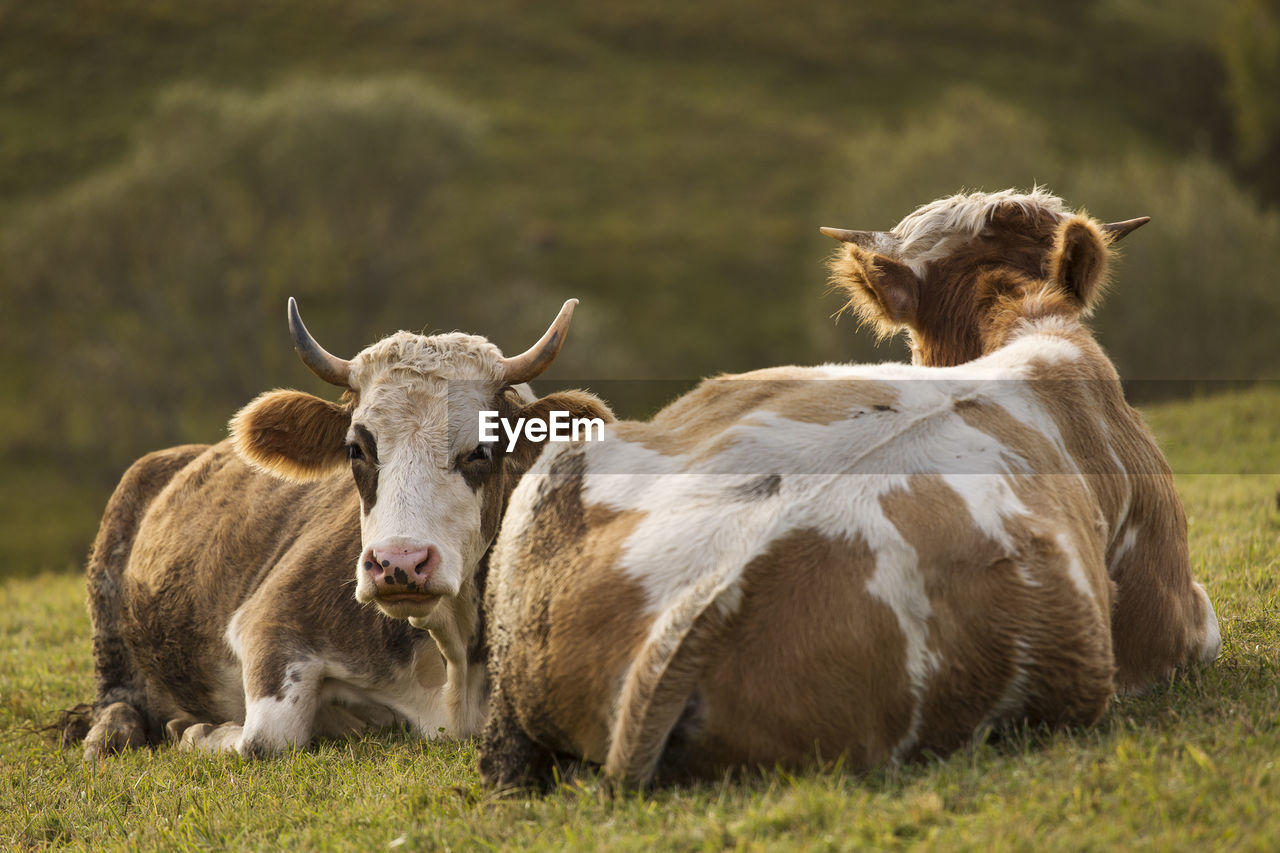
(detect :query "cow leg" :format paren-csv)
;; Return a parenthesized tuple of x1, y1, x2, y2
(177, 721, 245, 753)
(80, 448, 206, 758)
(1108, 503, 1221, 693)
(478, 684, 560, 792)
(177, 623, 324, 757)
(177, 676, 321, 757)
(425, 614, 484, 738)
(237, 652, 324, 757)
(83, 701, 148, 757)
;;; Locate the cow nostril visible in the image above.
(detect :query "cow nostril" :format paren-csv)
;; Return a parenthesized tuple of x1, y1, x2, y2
(413, 547, 440, 580)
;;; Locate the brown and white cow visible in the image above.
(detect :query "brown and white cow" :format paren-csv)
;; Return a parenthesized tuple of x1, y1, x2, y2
(73, 298, 612, 758)
(478, 190, 1220, 790)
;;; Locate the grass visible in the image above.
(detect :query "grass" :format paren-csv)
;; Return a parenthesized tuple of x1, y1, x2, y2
(2, 386, 1277, 851)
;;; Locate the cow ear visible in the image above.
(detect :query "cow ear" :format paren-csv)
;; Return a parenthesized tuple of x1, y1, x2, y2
(828, 245, 920, 339)
(505, 390, 616, 472)
(1048, 215, 1109, 312)
(230, 390, 352, 481)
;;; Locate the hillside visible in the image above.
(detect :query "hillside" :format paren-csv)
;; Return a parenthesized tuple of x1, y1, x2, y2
(1, 0, 1278, 571)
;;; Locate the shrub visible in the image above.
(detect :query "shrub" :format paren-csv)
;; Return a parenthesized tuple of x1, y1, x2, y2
(1, 77, 490, 472)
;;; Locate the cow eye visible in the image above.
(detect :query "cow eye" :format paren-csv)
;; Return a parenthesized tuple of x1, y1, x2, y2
(347, 444, 366, 462)
(464, 444, 494, 464)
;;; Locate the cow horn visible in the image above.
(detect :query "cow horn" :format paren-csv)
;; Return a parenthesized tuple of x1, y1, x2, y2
(1101, 217, 1150, 242)
(819, 227, 884, 249)
(288, 297, 353, 389)
(500, 298, 578, 385)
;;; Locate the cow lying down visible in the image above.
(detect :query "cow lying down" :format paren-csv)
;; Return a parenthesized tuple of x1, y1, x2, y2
(73, 299, 611, 757)
(479, 190, 1221, 790)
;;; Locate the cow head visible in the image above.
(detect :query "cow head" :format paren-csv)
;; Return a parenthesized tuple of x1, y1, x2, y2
(823, 188, 1149, 366)
(230, 299, 612, 624)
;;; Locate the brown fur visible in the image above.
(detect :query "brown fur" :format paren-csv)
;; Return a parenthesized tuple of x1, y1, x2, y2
(621, 368, 901, 461)
(826, 193, 1214, 691)
(79, 444, 208, 752)
(885, 477, 1113, 752)
(230, 390, 354, 482)
(73, 323, 613, 758)
(830, 206, 1110, 366)
(481, 445, 650, 789)
(481, 191, 1215, 789)
(829, 251, 920, 341)
(679, 529, 917, 775)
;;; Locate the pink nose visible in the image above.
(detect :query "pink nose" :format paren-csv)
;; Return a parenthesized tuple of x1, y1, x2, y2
(362, 543, 440, 592)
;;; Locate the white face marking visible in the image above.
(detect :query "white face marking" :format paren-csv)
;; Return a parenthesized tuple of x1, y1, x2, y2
(341, 336, 506, 607)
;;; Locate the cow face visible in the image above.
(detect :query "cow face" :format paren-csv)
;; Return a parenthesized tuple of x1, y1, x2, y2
(231, 300, 612, 624)
(823, 189, 1148, 367)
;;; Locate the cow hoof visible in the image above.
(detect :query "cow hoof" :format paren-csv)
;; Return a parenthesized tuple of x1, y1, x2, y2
(177, 721, 243, 754)
(165, 715, 199, 743)
(83, 701, 147, 758)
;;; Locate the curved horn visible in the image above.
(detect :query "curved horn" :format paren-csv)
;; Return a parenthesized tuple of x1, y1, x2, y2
(1102, 216, 1150, 243)
(288, 297, 352, 389)
(819, 227, 888, 250)
(500, 298, 578, 385)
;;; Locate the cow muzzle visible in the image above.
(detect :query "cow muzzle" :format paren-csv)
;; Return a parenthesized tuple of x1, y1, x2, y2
(361, 540, 444, 618)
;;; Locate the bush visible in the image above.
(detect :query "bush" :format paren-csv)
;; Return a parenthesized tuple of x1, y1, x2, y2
(2, 77, 491, 471)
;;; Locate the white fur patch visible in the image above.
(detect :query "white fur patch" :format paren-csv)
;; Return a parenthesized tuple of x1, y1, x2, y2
(579, 359, 1062, 621)
(1054, 531, 1096, 605)
(318, 655, 456, 739)
(1108, 525, 1140, 573)
(861, 520, 938, 760)
(940, 473, 1028, 552)
(981, 637, 1031, 731)
(241, 692, 314, 753)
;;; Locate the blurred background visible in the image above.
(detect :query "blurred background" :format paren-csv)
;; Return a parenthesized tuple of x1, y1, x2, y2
(2, 0, 1278, 575)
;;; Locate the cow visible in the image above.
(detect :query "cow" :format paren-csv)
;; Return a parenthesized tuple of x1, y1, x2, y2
(71, 298, 612, 758)
(478, 189, 1221, 791)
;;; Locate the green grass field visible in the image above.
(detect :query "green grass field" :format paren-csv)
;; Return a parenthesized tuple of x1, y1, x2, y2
(3, 386, 1276, 851)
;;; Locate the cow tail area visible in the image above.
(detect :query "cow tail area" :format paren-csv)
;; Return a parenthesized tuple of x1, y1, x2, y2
(67, 446, 204, 754)
(604, 574, 741, 789)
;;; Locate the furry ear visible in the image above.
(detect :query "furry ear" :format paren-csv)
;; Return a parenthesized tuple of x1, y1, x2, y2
(230, 389, 352, 481)
(828, 245, 920, 338)
(1047, 215, 1109, 312)
(504, 390, 616, 472)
